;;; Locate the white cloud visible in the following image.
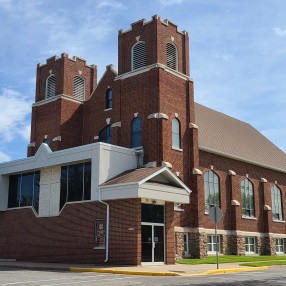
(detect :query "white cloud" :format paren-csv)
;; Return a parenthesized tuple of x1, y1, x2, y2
(214, 54, 234, 61)
(160, 0, 183, 7)
(273, 27, 286, 37)
(0, 151, 10, 163)
(0, 88, 32, 143)
(96, 0, 126, 9)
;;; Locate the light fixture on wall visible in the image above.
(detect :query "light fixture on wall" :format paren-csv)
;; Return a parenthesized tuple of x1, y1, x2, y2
(152, 200, 157, 204)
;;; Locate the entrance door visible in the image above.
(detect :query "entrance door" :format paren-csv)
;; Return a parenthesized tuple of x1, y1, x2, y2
(141, 223, 164, 264)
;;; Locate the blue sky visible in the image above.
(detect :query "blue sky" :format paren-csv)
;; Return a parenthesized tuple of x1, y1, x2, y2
(0, 0, 286, 162)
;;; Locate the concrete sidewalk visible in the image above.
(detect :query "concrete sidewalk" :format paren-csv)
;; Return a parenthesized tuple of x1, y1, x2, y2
(0, 261, 268, 276)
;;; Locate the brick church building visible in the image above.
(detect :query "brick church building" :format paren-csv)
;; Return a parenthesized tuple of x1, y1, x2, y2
(0, 15, 286, 265)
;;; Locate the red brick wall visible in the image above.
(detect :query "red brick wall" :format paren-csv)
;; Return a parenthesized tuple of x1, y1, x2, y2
(36, 53, 97, 102)
(199, 150, 286, 234)
(118, 15, 189, 76)
(0, 199, 141, 265)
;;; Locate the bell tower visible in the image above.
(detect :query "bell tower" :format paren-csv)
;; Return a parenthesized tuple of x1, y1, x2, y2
(28, 53, 97, 156)
(116, 15, 197, 186)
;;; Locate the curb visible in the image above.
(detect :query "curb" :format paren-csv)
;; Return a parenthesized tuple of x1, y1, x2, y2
(70, 266, 268, 276)
(70, 267, 180, 276)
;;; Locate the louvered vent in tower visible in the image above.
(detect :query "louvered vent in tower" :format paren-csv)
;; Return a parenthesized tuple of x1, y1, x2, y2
(132, 41, 146, 70)
(166, 43, 177, 70)
(73, 76, 85, 100)
(45, 75, 56, 98)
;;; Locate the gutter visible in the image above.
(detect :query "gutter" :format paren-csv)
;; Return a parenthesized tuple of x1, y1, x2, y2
(98, 187, 109, 263)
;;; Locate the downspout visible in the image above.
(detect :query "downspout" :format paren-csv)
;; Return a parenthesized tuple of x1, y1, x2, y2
(98, 186, 109, 263)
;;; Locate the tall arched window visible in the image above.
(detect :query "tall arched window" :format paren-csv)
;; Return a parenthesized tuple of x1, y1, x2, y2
(45, 74, 56, 98)
(241, 178, 255, 217)
(131, 117, 142, 148)
(271, 185, 283, 221)
(204, 171, 220, 213)
(132, 41, 146, 70)
(106, 89, 112, 109)
(166, 42, 178, 70)
(73, 76, 85, 100)
(172, 118, 180, 149)
(99, 125, 112, 144)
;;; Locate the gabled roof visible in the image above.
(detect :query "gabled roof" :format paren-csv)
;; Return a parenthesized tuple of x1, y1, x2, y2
(101, 166, 191, 193)
(195, 102, 286, 172)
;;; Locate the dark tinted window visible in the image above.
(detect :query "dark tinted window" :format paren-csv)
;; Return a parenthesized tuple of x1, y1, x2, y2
(106, 89, 112, 109)
(84, 162, 91, 200)
(33, 171, 40, 213)
(68, 164, 84, 202)
(141, 203, 164, 223)
(8, 171, 41, 213)
(8, 175, 20, 208)
(60, 162, 91, 210)
(20, 172, 34, 207)
(131, 117, 142, 148)
(60, 166, 68, 210)
(99, 126, 112, 144)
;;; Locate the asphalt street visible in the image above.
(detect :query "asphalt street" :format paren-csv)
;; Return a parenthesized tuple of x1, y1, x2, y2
(0, 267, 286, 286)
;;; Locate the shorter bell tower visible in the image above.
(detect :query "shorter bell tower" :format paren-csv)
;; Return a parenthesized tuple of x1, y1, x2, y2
(28, 53, 97, 156)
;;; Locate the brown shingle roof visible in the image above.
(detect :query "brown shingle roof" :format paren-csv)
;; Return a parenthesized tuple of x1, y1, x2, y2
(195, 102, 286, 171)
(101, 167, 164, 186)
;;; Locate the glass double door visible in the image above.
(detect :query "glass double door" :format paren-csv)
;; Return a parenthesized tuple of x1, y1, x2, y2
(141, 223, 164, 264)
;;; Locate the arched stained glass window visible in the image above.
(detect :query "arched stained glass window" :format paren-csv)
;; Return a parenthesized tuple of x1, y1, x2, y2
(166, 42, 178, 70)
(172, 118, 180, 149)
(241, 178, 255, 217)
(271, 185, 283, 221)
(132, 41, 146, 70)
(73, 76, 85, 100)
(45, 75, 56, 98)
(131, 117, 142, 148)
(99, 125, 112, 144)
(106, 89, 112, 109)
(204, 171, 220, 213)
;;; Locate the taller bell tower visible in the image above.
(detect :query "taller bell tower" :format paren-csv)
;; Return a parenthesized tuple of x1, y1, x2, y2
(116, 15, 197, 186)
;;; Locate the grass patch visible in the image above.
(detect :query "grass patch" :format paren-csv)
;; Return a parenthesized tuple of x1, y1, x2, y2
(240, 261, 286, 267)
(176, 255, 286, 265)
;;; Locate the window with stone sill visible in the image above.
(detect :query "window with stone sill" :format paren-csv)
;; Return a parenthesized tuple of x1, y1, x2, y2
(241, 178, 255, 218)
(172, 118, 181, 149)
(276, 239, 285, 254)
(184, 233, 189, 254)
(204, 170, 220, 213)
(131, 117, 142, 148)
(45, 74, 56, 98)
(271, 185, 283, 221)
(207, 235, 220, 253)
(105, 89, 112, 109)
(245, 237, 256, 254)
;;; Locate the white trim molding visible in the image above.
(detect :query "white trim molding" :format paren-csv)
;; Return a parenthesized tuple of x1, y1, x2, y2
(189, 123, 198, 129)
(27, 142, 35, 148)
(147, 112, 169, 120)
(162, 161, 172, 168)
(228, 170, 236, 176)
(264, 205, 271, 211)
(231, 200, 240, 206)
(52, 136, 61, 142)
(192, 168, 202, 175)
(111, 122, 121, 128)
